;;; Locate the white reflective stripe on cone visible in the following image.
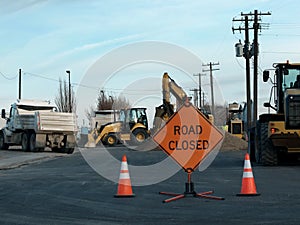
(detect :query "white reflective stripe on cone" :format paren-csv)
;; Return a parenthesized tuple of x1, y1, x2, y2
(244, 160, 252, 169)
(119, 173, 130, 179)
(243, 172, 253, 178)
(121, 162, 128, 170)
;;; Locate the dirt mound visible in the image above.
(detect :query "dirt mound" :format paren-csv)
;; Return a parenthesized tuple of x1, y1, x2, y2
(220, 132, 247, 151)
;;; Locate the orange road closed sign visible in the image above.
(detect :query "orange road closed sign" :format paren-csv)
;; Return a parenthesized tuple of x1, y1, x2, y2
(153, 102, 224, 172)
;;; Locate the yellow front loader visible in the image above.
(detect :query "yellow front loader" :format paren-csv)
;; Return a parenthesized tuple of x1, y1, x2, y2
(255, 62, 300, 165)
(85, 108, 150, 147)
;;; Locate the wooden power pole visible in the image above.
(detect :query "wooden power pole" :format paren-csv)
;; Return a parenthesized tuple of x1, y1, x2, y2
(232, 10, 271, 159)
(202, 62, 219, 118)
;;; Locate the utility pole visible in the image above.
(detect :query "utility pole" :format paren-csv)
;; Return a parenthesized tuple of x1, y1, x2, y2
(232, 16, 252, 155)
(253, 11, 259, 127)
(193, 73, 206, 108)
(18, 69, 21, 99)
(241, 10, 271, 125)
(232, 10, 271, 159)
(203, 62, 219, 118)
(246, 16, 252, 149)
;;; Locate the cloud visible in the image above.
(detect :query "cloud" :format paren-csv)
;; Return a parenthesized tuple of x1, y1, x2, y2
(0, 0, 47, 14)
(33, 33, 147, 71)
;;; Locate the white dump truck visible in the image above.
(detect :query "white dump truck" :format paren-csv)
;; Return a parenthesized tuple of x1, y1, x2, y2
(0, 99, 77, 153)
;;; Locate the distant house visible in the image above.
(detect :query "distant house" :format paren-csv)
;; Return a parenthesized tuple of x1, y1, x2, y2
(90, 110, 120, 129)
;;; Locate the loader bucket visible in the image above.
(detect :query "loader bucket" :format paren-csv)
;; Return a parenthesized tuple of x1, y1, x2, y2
(84, 134, 96, 148)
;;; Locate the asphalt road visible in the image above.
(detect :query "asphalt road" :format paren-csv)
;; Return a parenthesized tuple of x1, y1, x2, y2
(0, 146, 299, 225)
(0, 148, 68, 170)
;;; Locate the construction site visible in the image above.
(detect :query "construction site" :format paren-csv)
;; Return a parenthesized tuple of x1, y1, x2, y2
(0, 2, 300, 225)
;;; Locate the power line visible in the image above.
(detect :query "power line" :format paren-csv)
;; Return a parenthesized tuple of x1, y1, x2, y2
(22, 71, 156, 92)
(23, 72, 60, 82)
(269, 23, 300, 28)
(261, 51, 300, 54)
(19, 70, 209, 97)
(72, 82, 100, 90)
(0, 71, 18, 80)
(23, 71, 101, 91)
(260, 33, 300, 37)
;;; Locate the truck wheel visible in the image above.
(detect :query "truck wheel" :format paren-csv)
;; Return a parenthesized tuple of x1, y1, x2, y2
(0, 132, 9, 150)
(22, 133, 30, 152)
(133, 128, 149, 145)
(29, 133, 38, 152)
(67, 148, 74, 154)
(104, 134, 117, 147)
(260, 122, 278, 166)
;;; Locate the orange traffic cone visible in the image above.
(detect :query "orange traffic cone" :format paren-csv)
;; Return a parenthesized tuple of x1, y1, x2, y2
(237, 153, 260, 196)
(114, 155, 135, 197)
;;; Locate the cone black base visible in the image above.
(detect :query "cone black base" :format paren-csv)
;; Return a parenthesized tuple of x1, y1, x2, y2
(236, 193, 260, 197)
(114, 194, 135, 198)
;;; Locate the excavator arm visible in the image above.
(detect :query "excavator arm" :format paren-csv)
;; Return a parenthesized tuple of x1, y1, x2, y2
(153, 72, 189, 133)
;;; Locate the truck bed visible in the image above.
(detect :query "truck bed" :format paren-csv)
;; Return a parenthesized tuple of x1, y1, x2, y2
(37, 112, 77, 133)
(16, 111, 77, 133)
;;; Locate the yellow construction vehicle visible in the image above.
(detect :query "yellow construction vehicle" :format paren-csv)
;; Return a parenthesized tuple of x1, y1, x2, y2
(152, 72, 188, 133)
(152, 72, 212, 134)
(85, 107, 150, 147)
(255, 61, 300, 165)
(227, 102, 244, 139)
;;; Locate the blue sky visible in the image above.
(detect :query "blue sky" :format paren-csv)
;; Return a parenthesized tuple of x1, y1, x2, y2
(1, 0, 300, 127)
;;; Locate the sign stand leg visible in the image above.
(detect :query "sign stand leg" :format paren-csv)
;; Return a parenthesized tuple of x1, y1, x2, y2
(159, 170, 224, 203)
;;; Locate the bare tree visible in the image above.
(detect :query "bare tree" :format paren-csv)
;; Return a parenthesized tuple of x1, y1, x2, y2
(55, 78, 76, 113)
(86, 90, 130, 120)
(97, 90, 112, 110)
(97, 90, 130, 110)
(112, 95, 131, 110)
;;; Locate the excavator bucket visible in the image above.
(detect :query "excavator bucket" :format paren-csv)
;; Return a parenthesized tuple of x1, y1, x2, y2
(84, 132, 96, 148)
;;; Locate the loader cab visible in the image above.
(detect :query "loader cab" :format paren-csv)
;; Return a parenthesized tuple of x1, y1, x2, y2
(276, 64, 300, 117)
(264, 63, 300, 114)
(119, 108, 148, 131)
(263, 62, 300, 129)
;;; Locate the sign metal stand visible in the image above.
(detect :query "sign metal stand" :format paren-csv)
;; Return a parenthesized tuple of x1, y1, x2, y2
(159, 168, 224, 203)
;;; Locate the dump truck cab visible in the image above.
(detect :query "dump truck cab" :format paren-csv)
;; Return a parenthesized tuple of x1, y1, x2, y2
(256, 61, 300, 165)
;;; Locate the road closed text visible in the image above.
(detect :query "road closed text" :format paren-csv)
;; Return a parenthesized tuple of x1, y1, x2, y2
(168, 125, 209, 150)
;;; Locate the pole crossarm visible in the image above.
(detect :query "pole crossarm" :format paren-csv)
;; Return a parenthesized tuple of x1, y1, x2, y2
(241, 12, 271, 16)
